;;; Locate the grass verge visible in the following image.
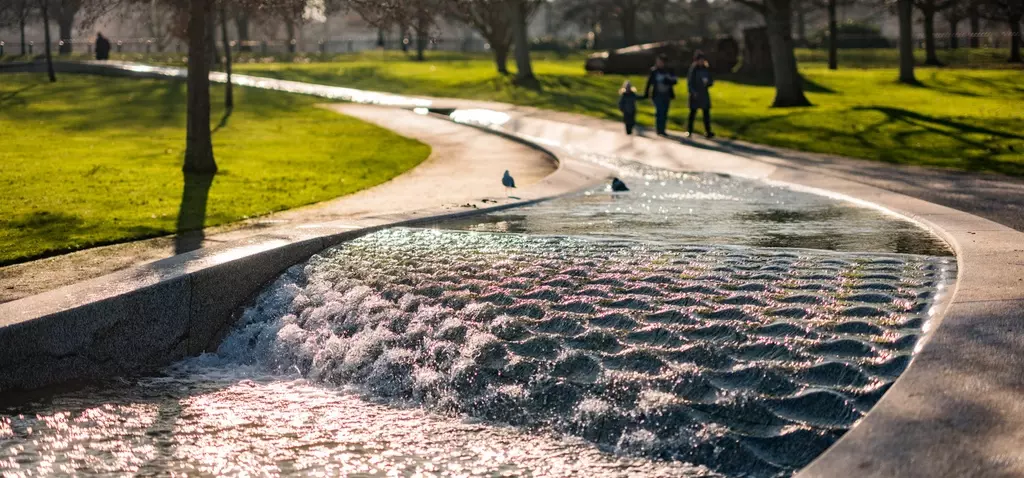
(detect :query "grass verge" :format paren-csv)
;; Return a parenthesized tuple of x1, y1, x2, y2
(0, 72, 431, 265)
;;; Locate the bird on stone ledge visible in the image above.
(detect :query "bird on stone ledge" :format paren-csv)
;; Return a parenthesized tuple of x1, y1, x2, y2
(611, 177, 629, 192)
(502, 170, 516, 196)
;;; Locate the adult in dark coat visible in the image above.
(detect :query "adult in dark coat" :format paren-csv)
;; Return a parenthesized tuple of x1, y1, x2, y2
(643, 54, 677, 136)
(686, 50, 715, 138)
(95, 33, 111, 61)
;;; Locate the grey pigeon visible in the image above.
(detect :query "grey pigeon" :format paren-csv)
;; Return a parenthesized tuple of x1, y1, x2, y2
(502, 170, 516, 197)
(502, 170, 516, 188)
(611, 177, 629, 192)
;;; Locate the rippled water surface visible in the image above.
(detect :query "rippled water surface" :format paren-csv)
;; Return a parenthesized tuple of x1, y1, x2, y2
(0, 168, 954, 477)
(441, 168, 950, 256)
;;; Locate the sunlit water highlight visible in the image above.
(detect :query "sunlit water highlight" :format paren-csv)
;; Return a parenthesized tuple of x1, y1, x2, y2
(0, 169, 954, 477)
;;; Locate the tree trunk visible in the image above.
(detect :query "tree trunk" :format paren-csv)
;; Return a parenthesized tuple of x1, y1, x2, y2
(828, 0, 837, 69)
(692, 0, 710, 39)
(57, 15, 73, 55)
(922, 7, 942, 65)
(185, 0, 217, 174)
(794, 0, 807, 45)
(285, 19, 296, 53)
(509, 0, 535, 83)
(235, 13, 251, 52)
(206, 16, 219, 65)
(1010, 16, 1022, 62)
(19, 15, 26, 56)
(415, 9, 428, 61)
(969, 3, 980, 48)
(949, 17, 959, 49)
(40, 1, 56, 82)
(493, 40, 510, 74)
(620, 5, 637, 46)
(763, 0, 811, 106)
(898, 0, 917, 83)
(41, 1, 56, 82)
(221, 5, 233, 110)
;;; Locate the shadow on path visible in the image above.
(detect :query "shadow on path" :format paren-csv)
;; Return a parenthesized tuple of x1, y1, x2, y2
(174, 172, 215, 255)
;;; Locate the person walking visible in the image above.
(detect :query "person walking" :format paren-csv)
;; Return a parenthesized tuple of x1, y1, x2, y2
(618, 80, 639, 135)
(95, 33, 111, 61)
(686, 50, 715, 138)
(643, 53, 677, 136)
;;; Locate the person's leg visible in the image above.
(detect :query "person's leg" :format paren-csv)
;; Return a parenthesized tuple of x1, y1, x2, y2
(703, 108, 713, 137)
(687, 108, 697, 135)
(654, 98, 668, 135)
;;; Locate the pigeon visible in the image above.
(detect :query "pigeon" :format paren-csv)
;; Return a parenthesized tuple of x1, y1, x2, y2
(502, 170, 516, 196)
(611, 177, 629, 192)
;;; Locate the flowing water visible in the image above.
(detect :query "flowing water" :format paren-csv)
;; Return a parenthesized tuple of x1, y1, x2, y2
(0, 166, 954, 477)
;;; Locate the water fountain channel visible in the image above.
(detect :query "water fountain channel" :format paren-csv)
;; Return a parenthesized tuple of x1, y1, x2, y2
(0, 126, 955, 477)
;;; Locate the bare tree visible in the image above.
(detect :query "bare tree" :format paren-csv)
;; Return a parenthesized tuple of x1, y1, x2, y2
(447, 0, 513, 73)
(185, 0, 217, 173)
(980, 0, 1022, 62)
(348, 0, 439, 60)
(39, 0, 56, 81)
(0, 0, 33, 55)
(235, 10, 251, 50)
(969, 0, 981, 46)
(558, 0, 656, 47)
(943, 0, 970, 48)
(898, 0, 918, 83)
(148, 0, 177, 51)
(55, 0, 81, 54)
(509, 0, 541, 83)
(733, 0, 813, 106)
(221, 3, 233, 110)
(914, 0, 955, 65)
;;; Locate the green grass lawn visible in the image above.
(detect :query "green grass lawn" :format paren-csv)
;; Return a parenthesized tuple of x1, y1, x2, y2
(0, 73, 430, 266)
(220, 51, 1023, 176)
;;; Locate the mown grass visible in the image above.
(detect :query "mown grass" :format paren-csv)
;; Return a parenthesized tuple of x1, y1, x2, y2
(0, 73, 431, 265)
(213, 52, 1024, 176)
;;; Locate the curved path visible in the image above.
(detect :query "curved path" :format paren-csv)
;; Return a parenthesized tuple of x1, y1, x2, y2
(3, 61, 1024, 477)
(0, 104, 562, 303)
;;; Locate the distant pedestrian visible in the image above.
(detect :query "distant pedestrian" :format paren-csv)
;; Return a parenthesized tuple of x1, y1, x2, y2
(643, 53, 677, 136)
(618, 80, 639, 135)
(95, 33, 111, 61)
(686, 50, 715, 138)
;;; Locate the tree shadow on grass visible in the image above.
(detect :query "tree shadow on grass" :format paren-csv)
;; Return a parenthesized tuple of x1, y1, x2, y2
(0, 83, 38, 108)
(174, 172, 215, 255)
(212, 107, 233, 134)
(719, 73, 836, 94)
(923, 71, 984, 98)
(951, 73, 1024, 97)
(851, 106, 1024, 141)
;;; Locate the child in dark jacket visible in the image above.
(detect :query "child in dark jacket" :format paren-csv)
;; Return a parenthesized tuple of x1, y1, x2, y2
(619, 80, 639, 135)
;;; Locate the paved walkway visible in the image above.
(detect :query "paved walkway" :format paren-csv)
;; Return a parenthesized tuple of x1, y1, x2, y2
(0, 105, 557, 303)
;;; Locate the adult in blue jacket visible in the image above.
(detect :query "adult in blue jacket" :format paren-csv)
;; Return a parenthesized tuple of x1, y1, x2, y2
(686, 50, 715, 138)
(643, 54, 677, 136)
